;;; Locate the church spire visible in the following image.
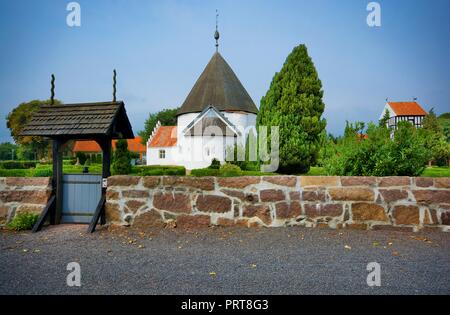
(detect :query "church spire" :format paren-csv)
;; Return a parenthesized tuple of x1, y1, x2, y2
(214, 9, 220, 52)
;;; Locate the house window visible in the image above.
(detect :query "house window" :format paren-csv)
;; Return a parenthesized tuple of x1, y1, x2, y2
(159, 149, 166, 159)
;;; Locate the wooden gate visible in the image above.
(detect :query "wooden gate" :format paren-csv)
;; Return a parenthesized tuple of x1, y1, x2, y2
(61, 174, 102, 224)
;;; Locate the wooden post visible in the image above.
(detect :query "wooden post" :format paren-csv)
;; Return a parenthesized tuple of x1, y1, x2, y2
(50, 140, 58, 225)
(54, 139, 64, 225)
(100, 138, 112, 225)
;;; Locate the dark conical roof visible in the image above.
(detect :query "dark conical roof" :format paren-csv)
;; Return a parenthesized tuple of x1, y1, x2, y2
(177, 52, 258, 116)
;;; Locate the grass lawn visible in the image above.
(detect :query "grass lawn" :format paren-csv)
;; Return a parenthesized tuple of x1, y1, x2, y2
(305, 167, 327, 176)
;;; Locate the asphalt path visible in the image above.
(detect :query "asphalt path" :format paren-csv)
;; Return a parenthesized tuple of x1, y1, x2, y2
(1, 225, 449, 295)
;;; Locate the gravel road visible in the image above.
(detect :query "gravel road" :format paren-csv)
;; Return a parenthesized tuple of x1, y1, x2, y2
(1, 225, 449, 295)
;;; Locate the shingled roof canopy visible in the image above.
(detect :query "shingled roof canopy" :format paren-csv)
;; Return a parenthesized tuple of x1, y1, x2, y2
(177, 52, 258, 116)
(20, 101, 134, 139)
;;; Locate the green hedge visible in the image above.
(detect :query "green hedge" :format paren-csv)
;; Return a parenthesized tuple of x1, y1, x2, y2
(0, 161, 38, 169)
(190, 168, 273, 177)
(132, 165, 186, 176)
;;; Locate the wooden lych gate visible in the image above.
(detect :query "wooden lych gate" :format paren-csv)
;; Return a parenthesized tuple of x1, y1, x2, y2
(20, 101, 134, 233)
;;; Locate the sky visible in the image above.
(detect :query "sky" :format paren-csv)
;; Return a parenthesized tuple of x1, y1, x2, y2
(0, 0, 449, 143)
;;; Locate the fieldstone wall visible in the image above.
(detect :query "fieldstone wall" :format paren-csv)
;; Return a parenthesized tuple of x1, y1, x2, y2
(106, 176, 450, 232)
(0, 177, 52, 226)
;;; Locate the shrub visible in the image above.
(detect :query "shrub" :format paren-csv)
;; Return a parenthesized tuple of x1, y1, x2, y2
(0, 169, 32, 177)
(75, 152, 87, 165)
(132, 165, 186, 176)
(190, 168, 221, 177)
(112, 138, 131, 175)
(208, 158, 221, 169)
(324, 121, 429, 176)
(219, 163, 242, 177)
(8, 212, 39, 231)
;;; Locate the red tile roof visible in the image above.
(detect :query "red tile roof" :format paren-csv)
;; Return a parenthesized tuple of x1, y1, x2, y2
(73, 136, 146, 153)
(388, 102, 427, 116)
(149, 126, 177, 148)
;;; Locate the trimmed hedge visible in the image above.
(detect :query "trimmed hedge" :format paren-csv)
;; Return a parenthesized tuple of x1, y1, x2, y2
(190, 167, 273, 177)
(0, 161, 37, 169)
(131, 165, 186, 176)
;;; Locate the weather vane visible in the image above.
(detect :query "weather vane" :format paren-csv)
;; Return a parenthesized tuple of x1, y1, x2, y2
(214, 9, 220, 52)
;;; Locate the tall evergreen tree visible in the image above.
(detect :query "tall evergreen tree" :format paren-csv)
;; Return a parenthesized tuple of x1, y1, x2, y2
(257, 44, 326, 173)
(380, 109, 390, 127)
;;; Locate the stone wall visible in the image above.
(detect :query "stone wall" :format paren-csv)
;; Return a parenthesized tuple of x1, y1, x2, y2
(106, 176, 450, 232)
(0, 177, 52, 226)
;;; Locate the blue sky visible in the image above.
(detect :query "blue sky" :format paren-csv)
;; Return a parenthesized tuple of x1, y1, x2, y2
(0, 0, 449, 143)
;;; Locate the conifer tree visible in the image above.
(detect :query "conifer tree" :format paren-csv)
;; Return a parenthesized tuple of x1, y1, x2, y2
(257, 44, 326, 173)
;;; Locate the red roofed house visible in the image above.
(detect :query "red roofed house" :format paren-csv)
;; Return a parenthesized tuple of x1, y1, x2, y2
(380, 101, 428, 130)
(146, 122, 179, 166)
(73, 136, 147, 162)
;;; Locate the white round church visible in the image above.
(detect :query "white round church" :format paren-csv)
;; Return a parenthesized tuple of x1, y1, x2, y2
(147, 35, 258, 170)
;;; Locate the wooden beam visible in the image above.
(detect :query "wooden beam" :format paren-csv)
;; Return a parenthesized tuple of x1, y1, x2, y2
(32, 195, 56, 233)
(87, 195, 106, 233)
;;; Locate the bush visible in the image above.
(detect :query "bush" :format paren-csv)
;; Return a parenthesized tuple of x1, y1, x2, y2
(219, 163, 242, 177)
(0, 161, 37, 169)
(8, 212, 39, 231)
(208, 158, 221, 169)
(0, 169, 32, 177)
(131, 165, 186, 176)
(324, 121, 429, 176)
(75, 152, 87, 165)
(190, 168, 221, 177)
(112, 138, 131, 175)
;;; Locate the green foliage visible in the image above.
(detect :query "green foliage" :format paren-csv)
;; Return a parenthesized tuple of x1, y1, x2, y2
(219, 163, 241, 177)
(317, 131, 338, 167)
(437, 113, 450, 143)
(0, 161, 37, 169)
(138, 108, 179, 144)
(225, 131, 260, 171)
(190, 166, 270, 177)
(257, 44, 326, 174)
(380, 109, 390, 127)
(190, 168, 221, 177)
(419, 109, 449, 166)
(6, 99, 61, 159)
(112, 138, 131, 175)
(75, 152, 87, 165)
(84, 157, 91, 166)
(131, 165, 186, 176)
(324, 121, 429, 176)
(0, 142, 18, 160)
(0, 169, 33, 177)
(8, 212, 39, 231)
(208, 158, 221, 169)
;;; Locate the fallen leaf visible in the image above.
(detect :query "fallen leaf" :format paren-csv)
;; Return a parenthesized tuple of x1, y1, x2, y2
(392, 251, 399, 256)
(250, 264, 257, 268)
(209, 272, 217, 277)
(387, 242, 393, 246)
(138, 245, 145, 249)
(344, 245, 352, 250)
(33, 249, 40, 253)
(372, 242, 380, 247)
(22, 249, 28, 253)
